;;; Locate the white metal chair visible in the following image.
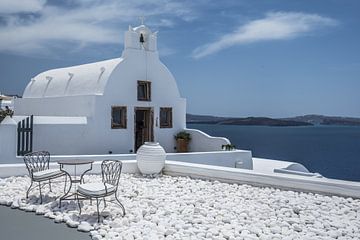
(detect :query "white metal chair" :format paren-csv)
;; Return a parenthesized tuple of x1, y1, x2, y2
(23, 151, 66, 203)
(76, 160, 125, 222)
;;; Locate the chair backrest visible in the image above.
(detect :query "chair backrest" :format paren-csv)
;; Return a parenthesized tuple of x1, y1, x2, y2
(101, 160, 122, 188)
(23, 151, 50, 175)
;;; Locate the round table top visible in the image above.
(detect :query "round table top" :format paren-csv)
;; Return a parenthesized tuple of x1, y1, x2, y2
(57, 159, 94, 165)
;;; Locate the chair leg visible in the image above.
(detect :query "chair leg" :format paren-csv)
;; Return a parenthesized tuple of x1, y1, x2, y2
(96, 198, 100, 223)
(48, 180, 52, 192)
(115, 194, 126, 216)
(26, 180, 33, 199)
(63, 175, 67, 194)
(38, 182, 43, 204)
(77, 194, 82, 215)
(60, 175, 72, 208)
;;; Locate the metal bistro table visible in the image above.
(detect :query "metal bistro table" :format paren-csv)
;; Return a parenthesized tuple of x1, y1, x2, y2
(58, 159, 94, 207)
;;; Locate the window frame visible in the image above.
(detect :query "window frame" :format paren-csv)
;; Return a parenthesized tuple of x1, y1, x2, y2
(160, 107, 173, 128)
(137, 80, 151, 101)
(111, 106, 127, 129)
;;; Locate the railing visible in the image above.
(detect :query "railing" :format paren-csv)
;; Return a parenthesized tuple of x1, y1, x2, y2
(17, 115, 33, 156)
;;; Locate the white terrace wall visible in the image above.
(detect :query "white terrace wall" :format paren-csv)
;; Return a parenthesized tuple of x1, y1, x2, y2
(164, 161, 360, 198)
(0, 160, 140, 178)
(185, 128, 230, 152)
(0, 117, 17, 163)
(166, 150, 253, 169)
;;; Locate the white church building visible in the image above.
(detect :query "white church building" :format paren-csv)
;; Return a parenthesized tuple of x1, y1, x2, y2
(0, 24, 247, 163)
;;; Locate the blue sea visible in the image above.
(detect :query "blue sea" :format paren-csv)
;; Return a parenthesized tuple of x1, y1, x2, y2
(187, 124, 360, 182)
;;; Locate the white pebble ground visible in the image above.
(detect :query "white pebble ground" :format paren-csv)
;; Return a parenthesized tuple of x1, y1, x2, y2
(0, 174, 359, 240)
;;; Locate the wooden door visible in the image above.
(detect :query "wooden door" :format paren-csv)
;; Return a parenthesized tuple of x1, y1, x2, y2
(134, 107, 154, 152)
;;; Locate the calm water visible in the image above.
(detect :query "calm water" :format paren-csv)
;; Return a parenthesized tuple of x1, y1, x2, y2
(188, 124, 360, 182)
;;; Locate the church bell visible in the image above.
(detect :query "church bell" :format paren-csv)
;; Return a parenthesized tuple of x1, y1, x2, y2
(140, 33, 145, 43)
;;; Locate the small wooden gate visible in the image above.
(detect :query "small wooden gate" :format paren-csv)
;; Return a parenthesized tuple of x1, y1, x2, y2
(17, 115, 33, 156)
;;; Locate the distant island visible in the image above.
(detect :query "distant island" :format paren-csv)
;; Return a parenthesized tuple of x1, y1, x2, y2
(186, 114, 360, 127)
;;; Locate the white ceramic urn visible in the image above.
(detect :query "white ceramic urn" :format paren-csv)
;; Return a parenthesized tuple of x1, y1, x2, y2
(136, 142, 166, 175)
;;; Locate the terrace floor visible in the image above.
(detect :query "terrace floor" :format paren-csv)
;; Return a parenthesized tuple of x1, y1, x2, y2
(0, 174, 359, 240)
(0, 205, 89, 240)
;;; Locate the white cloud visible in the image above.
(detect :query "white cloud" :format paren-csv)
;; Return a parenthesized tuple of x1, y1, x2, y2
(158, 46, 176, 57)
(0, 6, 119, 55)
(156, 19, 175, 27)
(0, 0, 46, 14)
(192, 12, 338, 59)
(0, 0, 197, 55)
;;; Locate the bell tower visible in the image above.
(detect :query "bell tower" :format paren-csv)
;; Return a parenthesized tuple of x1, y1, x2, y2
(124, 24, 158, 52)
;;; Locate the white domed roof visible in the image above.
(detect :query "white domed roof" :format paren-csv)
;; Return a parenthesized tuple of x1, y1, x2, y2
(133, 24, 151, 34)
(23, 58, 123, 98)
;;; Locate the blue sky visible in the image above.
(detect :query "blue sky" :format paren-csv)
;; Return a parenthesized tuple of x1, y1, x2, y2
(0, 0, 359, 118)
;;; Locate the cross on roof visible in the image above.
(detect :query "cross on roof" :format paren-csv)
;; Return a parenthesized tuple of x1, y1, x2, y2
(139, 16, 145, 25)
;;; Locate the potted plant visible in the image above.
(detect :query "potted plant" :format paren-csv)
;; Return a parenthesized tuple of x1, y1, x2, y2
(222, 144, 236, 151)
(0, 106, 13, 123)
(175, 131, 191, 153)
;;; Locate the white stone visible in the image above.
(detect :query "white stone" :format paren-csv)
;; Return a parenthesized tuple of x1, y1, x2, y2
(77, 221, 94, 232)
(10, 197, 21, 209)
(54, 215, 63, 223)
(0, 174, 359, 240)
(92, 235, 102, 240)
(293, 206, 301, 215)
(98, 229, 107, 237)
(164, 229, 175, 236)
(293, 224, 302, 232)
(24, 205, 35, 212)
(66, 220, 80, 228)
(35, 205, 48, 215)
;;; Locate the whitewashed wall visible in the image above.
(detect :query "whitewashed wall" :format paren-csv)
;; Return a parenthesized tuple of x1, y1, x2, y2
(0, 117, 17, 163)
(93, 48, 186, 153)
(14, 95, 96, 117)
(185, 128, 230, 152)
(166, 150, 253, 169)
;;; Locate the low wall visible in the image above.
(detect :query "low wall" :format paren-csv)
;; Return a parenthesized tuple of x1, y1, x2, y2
(1, 149, 253, 171)
(185, 128, 230, 152)
(0, 153, 138, 164)
(0, 160, 139, 178)
(164, 161, 360, 199)
(0, 117, 17, 163)
(166, 150, 253, 170)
